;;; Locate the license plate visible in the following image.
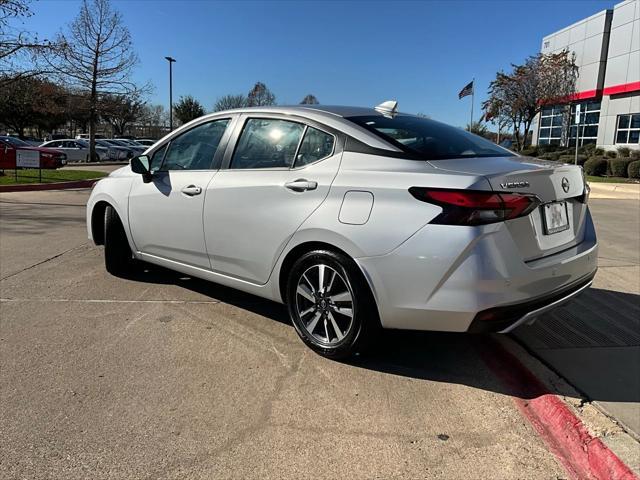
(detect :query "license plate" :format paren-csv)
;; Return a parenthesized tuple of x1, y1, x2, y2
(542, 201, 569, 235)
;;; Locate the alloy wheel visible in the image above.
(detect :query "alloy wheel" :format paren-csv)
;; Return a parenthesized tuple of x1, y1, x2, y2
(295, 264, 355, 345)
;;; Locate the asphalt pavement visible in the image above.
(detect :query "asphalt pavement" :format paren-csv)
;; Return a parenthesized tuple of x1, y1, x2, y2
(0, 188, 637, 479)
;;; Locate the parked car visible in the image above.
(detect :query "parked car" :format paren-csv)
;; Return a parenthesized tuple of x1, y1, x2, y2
(40, 139, 109, 162)
(87, 103, 597, 359)
(135, 139, 157, 147)
(6, 134, 42, 147)
(110, 139, 146, 155)
(76, 133, 106, 140)
(95, 139, 130, 160)
(1, 136, 67, 169)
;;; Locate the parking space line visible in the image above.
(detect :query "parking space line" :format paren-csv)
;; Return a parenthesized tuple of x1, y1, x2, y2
(0, 298, 220, 305)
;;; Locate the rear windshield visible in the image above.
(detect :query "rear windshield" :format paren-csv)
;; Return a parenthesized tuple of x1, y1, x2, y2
(346, 115, 513, 160)
(1, 136, 29, 147)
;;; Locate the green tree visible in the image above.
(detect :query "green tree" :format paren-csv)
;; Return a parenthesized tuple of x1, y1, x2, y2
(483, 50, 578, 151)
(247, 82, 276, 107)
(173, 95, 205, 124)
(101, 93, 145, 136)
(466, 121, 489, 138)
(0, 75, 64, 136)
(300, 94, 319, 105)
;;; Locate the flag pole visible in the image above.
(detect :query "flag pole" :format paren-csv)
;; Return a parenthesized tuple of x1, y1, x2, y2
(470, 78, 475, 130)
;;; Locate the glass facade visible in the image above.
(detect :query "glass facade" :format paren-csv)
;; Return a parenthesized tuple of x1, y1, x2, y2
(615, 113, 640, 144)
(537, 101, 601, 147)
(538, 105, 566, 145)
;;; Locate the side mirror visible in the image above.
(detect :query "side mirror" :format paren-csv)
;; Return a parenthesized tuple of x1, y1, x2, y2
(131, 155, 153, 183)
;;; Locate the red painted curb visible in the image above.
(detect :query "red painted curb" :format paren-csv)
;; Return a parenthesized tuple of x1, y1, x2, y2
(481, 338, 638, 480)
(0, 179, 98, 193)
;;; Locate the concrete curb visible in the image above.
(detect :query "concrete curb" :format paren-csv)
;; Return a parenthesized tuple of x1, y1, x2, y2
(480, 337, 638, 480)
(64, 161, 128, 167)
(589, 182, 640, 200)
(0, 179, 99, 192)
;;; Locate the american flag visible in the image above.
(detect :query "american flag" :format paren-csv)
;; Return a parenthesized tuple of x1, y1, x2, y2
(458, 81, 474, 99)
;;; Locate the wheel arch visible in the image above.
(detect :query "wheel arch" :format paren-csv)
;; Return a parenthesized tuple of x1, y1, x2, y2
(90, 200, 111, 245)
(87, 185, 132, 249)
(277, 240, 378, 309)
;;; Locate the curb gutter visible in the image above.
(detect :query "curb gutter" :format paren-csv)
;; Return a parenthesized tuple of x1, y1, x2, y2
(0, 179, 99, 193)
(480, 336, 638, 480)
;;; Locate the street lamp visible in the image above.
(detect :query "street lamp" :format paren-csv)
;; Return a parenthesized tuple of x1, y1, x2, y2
(165, 56, 176, 131)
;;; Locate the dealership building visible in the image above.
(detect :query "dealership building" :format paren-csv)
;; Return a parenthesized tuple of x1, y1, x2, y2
(531, 0, 639, 150)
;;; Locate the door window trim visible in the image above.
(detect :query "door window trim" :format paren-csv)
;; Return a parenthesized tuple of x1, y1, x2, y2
(222, 113, 341, 171)
(146, 115, 236, 172)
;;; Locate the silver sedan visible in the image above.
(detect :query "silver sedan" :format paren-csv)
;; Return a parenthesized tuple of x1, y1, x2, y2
(86, 103, 597, 358)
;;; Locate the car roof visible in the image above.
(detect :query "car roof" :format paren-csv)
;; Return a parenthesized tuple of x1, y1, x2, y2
(187, 105, 403, 152)
(215, 105, 384, 118)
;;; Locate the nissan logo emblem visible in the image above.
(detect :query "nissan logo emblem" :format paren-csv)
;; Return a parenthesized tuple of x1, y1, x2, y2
(561, 177, 570, 193)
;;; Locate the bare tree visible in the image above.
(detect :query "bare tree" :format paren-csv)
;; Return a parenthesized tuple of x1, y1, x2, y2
(45, 0, 143, 159)
(483, 50, 578, 151)
(138, 104, 167, 138)
(246, 82, 276, 107)
(300, 94, 319, 105)
(213, 94, 247, 112)
(0, 0, 53, 84)
(173, 95, 205, 125)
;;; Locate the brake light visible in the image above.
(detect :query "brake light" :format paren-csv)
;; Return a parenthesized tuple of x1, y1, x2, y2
(409, 188, 540, 226)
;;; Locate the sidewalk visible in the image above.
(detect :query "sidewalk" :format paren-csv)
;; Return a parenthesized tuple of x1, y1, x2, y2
(589, 181, 640, 200)
(513, 197, 640, 442)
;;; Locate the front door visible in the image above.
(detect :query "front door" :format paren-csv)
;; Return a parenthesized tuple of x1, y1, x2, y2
(204, 116, 341, 284)
(128, 117, 233, 269)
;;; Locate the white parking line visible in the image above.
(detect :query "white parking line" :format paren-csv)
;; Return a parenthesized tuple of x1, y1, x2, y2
(0, 298, 220, 305)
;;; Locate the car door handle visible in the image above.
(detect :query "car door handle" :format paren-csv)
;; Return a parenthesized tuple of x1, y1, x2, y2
(181, 185, 202, 196)
(284, 179, 318, 192)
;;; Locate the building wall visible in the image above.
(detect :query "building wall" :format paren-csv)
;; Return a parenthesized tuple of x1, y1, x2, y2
(540, 9, 611, 96)
(599, 0, 640, 148)
(532, 0, 639, 151)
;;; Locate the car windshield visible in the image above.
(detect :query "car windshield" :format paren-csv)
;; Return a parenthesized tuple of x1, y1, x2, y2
(346, 114, 513, 160)
(1, 136, 30, 147)
(109, 140, 130, 147)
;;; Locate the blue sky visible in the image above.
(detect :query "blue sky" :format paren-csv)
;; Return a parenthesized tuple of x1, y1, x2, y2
(23, 0, 613, 127)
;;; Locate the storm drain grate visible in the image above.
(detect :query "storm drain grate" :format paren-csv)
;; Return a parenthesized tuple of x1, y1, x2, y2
(514, 289, 640, 350)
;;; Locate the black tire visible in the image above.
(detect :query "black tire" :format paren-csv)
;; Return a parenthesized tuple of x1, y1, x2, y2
(286, 249, 380, 359)
(104, 205, 133, 276)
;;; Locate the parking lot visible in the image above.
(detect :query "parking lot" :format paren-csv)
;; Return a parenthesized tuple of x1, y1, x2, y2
(0, 188, 638, 479)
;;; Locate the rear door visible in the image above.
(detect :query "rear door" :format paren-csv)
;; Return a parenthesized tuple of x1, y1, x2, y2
(203, 114, 342, 284)
(128, 117, 234, 269)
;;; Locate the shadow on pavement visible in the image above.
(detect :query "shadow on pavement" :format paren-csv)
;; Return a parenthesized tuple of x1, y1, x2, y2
(120, 262, 640, 411)
(513, 287, 640, 435)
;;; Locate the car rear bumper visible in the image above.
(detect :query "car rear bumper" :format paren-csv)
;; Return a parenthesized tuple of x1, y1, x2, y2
(466, 271, 595, 333)
(355, 208, 598, 332)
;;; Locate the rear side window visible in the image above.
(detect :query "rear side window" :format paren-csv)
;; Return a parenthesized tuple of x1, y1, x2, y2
(161, 119, 230, 171)
(295, 127, 334, 167)
(347, 115, 513, 160)
(231, 118, 304, 169)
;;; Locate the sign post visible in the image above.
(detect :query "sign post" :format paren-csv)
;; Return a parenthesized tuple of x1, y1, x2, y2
(574, 104, 581, 165)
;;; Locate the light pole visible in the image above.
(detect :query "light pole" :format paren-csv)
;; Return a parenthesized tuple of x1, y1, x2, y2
(165, 56, 176, 131)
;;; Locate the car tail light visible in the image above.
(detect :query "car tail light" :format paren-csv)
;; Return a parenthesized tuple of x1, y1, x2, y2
(409, 187, 540, 226)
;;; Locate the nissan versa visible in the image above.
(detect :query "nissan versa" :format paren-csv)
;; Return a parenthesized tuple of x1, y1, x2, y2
(86, 103, 598, 358)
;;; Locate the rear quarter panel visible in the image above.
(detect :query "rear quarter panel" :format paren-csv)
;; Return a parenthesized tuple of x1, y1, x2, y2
(291, 152, 492, 258)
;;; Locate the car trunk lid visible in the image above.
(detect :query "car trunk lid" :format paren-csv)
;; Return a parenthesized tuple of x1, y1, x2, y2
(429, 155, 588, 261)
